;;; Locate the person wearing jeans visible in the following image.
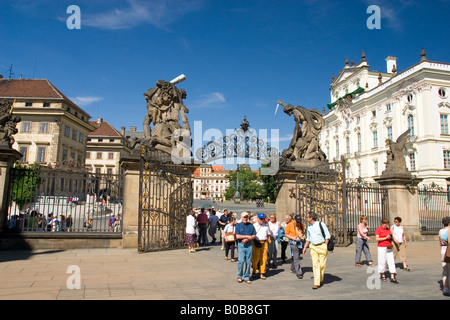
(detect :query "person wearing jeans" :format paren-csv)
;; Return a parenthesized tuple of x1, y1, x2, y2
(235, 212, 256, 284)
(355, 215, 375, 267)
(285, 214, 306, 279)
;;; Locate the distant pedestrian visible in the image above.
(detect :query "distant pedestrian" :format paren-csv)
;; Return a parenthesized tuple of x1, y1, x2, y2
(196, 208, 209, 247)
(185, 209, 198, 253)
(219, 209, 231, 250)
(66, 214, 73, 232)
(303, 211, 331, 289)
(355, 215, 375, 267)
(439, 216, 449, 296)
(208, 209, 220, 245)
(235, 212, 256, 284)
(391, 217, 412, 271)
(375, 218, 398, 283)
(267, 213, 281, 268)
(251, 213, 271, 280)
(223, 217, 237, 262)
(280, 215, 292, 263)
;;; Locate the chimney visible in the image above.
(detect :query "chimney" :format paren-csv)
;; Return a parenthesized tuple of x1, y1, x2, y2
(386, 56, 397, 74)
(97, 117, 103, 124)
(121, 126, 125, 136)
(130, 126, 136, 132)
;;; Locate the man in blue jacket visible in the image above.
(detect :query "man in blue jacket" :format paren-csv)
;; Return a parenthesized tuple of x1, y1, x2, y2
(235, 212, 256, 284)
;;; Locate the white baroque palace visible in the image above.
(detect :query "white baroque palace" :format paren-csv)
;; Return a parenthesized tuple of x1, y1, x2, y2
(321, 50, 450, 189)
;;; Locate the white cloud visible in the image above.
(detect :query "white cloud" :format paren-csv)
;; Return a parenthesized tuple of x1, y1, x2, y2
(192, 92, 226, 109)
(82, 0, 204, 30)
(70, 96, 104, 107)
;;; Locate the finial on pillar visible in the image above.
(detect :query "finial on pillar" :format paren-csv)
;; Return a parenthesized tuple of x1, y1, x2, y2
(420, 48, 427, 61)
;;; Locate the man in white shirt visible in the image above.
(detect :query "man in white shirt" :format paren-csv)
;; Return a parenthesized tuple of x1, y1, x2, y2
(303, 211, 331, 289)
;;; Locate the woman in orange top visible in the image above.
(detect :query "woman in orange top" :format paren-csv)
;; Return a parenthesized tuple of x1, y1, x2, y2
(285, 214, 306, 279)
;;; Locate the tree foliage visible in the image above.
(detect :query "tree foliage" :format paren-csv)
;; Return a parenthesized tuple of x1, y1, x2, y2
(225, 165, 277, 202)
(10, 164, 41, 210)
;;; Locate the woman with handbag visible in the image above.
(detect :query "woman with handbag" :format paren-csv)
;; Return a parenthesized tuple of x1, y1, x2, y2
(375, 218, 398, 283)
(439, 216, 449, 296)
(224, 217, 237, 262)
(185, 209, 198, 253)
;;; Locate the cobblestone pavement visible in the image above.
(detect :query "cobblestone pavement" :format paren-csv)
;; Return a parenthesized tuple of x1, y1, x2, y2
(0, 239, 447, 301)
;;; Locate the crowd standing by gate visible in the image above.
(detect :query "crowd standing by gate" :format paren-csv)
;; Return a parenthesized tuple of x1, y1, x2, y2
(185, 206, 450, 296)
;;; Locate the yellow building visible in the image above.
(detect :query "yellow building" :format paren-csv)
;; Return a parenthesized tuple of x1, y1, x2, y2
(0, 78, 95, 166)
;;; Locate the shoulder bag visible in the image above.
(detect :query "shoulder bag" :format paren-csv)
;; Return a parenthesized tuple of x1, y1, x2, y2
(319, 222, 335, 252)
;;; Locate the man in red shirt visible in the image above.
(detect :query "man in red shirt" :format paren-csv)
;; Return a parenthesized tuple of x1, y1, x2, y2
(197, 209, 209, 246)
(375, 218, 398, 283)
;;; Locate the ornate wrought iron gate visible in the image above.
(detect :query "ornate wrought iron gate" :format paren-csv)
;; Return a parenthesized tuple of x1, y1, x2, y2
(295, 167, 349, 246)
(138, 146, 193, 252)
(295, 161, 389, 247)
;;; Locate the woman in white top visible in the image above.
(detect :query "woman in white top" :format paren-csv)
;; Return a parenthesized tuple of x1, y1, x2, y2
(223, 217, 237, 262)
(267, 213, 281, 268)
(439, 216, 450, 296)
(390, 216, 412, 271)
(185, 210, 198, 253)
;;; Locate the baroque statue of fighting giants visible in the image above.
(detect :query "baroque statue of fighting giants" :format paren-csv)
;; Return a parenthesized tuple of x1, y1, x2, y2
(0, 100, 21, 149)
(277, 99, 326, 165)
(133, 75, 191, 160)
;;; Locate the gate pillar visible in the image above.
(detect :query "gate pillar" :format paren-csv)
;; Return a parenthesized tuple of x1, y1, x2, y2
(120, 155, 141, 248)
(375, 176, 423, 242)
(275, 168, 299, 222)
(0, 148, 22, 233)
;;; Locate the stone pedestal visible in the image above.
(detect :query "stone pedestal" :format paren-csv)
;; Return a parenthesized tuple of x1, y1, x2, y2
(375, 174, 423, 242)
(119, 155, 141, 249)
(0, 148, 23, 233)
(275, 160, 331, 222)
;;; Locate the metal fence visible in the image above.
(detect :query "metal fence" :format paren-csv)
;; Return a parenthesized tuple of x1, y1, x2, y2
(345, 184, 389, 235)
(5, 166, 124, 234)
(418, 187, 450, 232)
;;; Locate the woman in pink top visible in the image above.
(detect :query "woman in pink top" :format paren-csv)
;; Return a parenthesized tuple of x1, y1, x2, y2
(355, 216, 375, 267)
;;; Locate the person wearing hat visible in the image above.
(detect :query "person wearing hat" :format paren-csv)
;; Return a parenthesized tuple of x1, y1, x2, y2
(285, 214, 306, 279)
(251, 213, 271, 280)
(235, 212, 256, 284)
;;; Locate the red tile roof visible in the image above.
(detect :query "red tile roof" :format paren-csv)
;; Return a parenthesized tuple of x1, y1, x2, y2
(0, 78, 75, 103)
(89, 120, 122, 137)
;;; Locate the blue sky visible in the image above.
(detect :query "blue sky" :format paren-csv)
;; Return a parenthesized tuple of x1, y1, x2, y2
(1, 0, 449, 168)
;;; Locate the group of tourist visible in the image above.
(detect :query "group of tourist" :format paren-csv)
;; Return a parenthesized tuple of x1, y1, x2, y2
(185, 207, 332, 289)
(185, 207, 450, 295)
(7, 210, 73, 232)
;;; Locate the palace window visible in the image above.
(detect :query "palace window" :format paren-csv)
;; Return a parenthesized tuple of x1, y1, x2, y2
(407, 115, 415, 136)
(444, 150, 450, 169)
(441, 114, 449, 134)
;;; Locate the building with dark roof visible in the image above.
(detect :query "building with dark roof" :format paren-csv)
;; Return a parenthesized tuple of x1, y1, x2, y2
(86, 118, 132, 175)
(0, 78, 95, 166)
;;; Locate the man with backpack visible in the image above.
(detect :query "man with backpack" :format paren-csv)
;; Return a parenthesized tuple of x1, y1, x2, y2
(303, 211, 331, 289)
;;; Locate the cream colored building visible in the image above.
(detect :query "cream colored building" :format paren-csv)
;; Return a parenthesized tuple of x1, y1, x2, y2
(0, 78, 95, 166)
(193, 164, 230, 200)
(85, 118, 132, 176)
(321, 50, 450, 189)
